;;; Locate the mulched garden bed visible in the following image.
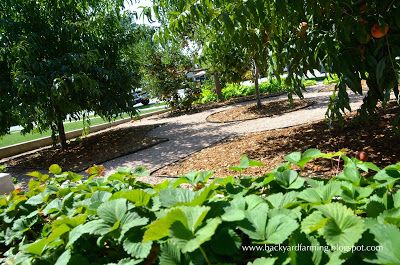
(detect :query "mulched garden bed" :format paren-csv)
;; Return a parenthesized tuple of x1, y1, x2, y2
(160, 91, 286, 118)
(154, 102, 400, 178)
(4, 124, 167, 173)
(206, 99, 314, 123)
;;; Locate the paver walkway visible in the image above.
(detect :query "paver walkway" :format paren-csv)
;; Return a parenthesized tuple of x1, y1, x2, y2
(102, 86, 364, 182)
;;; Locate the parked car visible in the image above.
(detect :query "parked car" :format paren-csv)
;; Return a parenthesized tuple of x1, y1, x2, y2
(133, 89, 150, 105)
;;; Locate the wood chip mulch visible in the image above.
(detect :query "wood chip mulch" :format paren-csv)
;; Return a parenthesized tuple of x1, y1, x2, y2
(206, 99, 314, 123)
(160, 92, 286, 118)
(4, 124, 167, 173)
(154, 103, 400, 178)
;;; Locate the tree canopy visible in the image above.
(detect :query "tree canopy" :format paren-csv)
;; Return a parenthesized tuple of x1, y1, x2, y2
(153, 0, 400, 120)
(0, 0, 141, 148)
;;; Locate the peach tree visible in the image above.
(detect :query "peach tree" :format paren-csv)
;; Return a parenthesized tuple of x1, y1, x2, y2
(0, 0, 141, 149)
(153, 0, 400, 120)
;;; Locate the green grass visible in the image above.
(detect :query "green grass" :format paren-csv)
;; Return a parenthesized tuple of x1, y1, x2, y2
(0, 103, 167, 148)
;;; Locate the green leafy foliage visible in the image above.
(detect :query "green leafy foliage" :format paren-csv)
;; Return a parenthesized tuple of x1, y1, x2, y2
(198, 80, 287, 104)
(1, 150, 400, 264)
(0, 0, 142, 148)
(154, 0, 400, 124)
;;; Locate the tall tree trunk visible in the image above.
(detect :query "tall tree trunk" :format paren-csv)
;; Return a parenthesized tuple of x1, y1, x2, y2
(57, 118, 67, 150)
(213, 72, 223, 101)
(254, 63, 262, 109)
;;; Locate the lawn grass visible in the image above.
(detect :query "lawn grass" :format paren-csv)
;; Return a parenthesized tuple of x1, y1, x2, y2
(0, 103, 167, 148)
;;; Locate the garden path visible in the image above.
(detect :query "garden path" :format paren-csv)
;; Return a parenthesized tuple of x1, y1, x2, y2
(102, 85, 364, 183)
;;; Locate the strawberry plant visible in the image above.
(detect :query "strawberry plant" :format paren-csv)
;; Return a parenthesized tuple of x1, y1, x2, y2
(1, 150, 400, 264)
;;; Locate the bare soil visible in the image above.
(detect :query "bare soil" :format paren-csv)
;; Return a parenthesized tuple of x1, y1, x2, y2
(206, 99, 314, 123)
(155, 103, 400, 178)
(4, 124, 167, 173)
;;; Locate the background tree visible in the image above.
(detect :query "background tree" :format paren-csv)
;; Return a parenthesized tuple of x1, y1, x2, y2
(153, 0, 400, 121)
(0, 0, 141, 149)
(153, 0, 291, 109)
(199, 32, 251, 101)
(137, 35, 197, 110)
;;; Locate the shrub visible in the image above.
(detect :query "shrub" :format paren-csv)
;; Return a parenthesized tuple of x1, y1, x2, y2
(323, 74, 339, 85)
(197, 79, 288, 103)
(2, 150, 399, 264)
(220, 83, 243, 99)
(303, 79, 318, 87)
(198, 82, 218, 104)
(259, 80, 286, 93)
(198, 88, 218, 104)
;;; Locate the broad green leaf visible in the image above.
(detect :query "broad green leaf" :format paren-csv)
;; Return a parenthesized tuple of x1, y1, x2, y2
(97, 199, 128, 224)
(143, 206, 210, 242)
(55, 249, 71, 265)
(365, 195, 386, 217)
(265, 214, 299, 244)
(67, 219, 110, 247)
(179, 171, 213, 185)
(275, 170, 305, 190)
(326, 251, 346, 265)
(222, 196, 246, 222)
(178, 206, 210, 232)
(174, 218, 222, 253)
(159, 242, 182, 265)
(229, 155, 263, 171)
(49, 164, 62, 175)
(337, 167, 361, 185)
(377, 208, 400, 226)
(42, 198, 62, 215)
(266, 191, 298, 209)
(284, 152, 302, 164)
(27, 171, 49, 182)
(301, 211, 328, 234)
(22, 238, 48, 255)
(47, 223, 70, 242)
(25, 194, 45, 206)
(159, 188, 195, 207)
(120, 212, 149, 238)
(356, 162, 380, 172)
(239, 202, 269, 241)
(373, 169, 400, 186)
(394, 192, 400, 208)
(317, 203, 365, 248)
(111, 190, 152, 207)
(247, 257, 277, 265)
(123, 239, 152, 259)
(298, 181, 341, 204)
(52, 214, 87, 228)
(159, 187, 213, 207)
(143, 209, 186, 242)
(297, 149, 323, 167)
(340, 183, 374, 204)
(365, 222, 400, 264)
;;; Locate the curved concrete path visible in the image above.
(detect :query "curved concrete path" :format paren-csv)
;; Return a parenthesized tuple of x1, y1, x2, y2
(102, 86, 364, 182)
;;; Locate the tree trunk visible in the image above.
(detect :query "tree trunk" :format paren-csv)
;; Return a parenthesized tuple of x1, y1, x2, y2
(213, 72, 223, 101)
(254, 63, 262, 109)
(57, 118, 67, 150)
(50, 124, 58, 148)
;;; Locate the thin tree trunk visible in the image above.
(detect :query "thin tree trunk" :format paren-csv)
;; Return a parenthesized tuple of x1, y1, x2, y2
(254, 63, 262, 109)
(57, 118, 67, 150)
(213, 72, 223, 101)
(50, 124, 58, 148)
